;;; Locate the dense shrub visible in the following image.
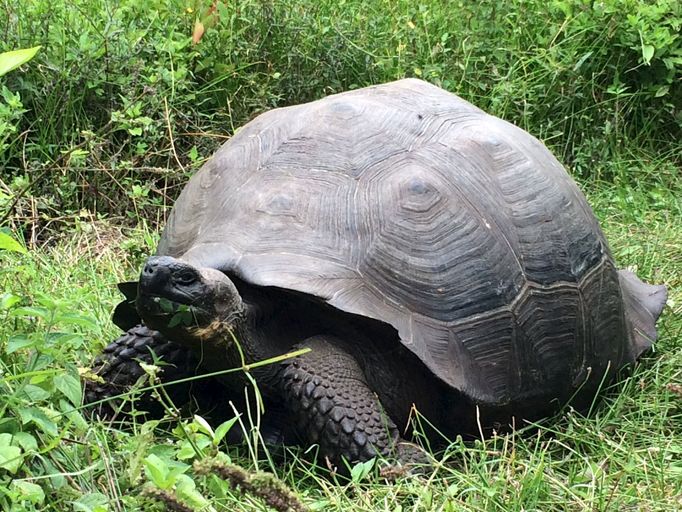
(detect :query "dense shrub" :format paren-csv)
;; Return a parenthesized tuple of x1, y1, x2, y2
(0, 0, 680, 229)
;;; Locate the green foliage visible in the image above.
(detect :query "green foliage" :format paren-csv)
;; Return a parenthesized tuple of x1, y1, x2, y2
(0, 87, 24, 157)
(0, 47, 41, 77)
(0, 231, 27, 253)
(0, 0, 680, 229)
(0, 292, 95, 509)
(0, 46, 40, 161)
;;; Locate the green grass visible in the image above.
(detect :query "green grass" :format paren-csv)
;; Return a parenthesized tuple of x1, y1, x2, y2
(0, 166, 680, 511)
(1, 0, 680, 223)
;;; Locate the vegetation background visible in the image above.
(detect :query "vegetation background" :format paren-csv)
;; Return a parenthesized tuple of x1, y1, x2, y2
(0, 0, 680, 510)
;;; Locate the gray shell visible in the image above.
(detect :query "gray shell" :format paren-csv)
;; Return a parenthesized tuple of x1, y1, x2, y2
(157, 79, 665, 406)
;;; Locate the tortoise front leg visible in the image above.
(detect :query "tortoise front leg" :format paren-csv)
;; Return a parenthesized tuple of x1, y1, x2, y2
(84, 324, 217, 419)
(279, 335, 428, 470)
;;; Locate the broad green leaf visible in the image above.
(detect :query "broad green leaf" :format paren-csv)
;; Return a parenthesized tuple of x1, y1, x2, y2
(21, 384, 52, 402)
(0, 445, 23, 473)
(0, 231, 27, 254)
(54, 312, 98, 329)
(308, 500, 332, 511)
(12, 432, 38, 453)
(0, 292, 21, 310)
(0, 46, 41, 77)
(175, 474, 210, 509)
(176, 436, 211, 460)
(214, 416, 240, 446)
(158, 297, 175, 314)
(144, 454, 171, 489)
(35, 293, 58, 310)
(11, 480, 45, 505)
(188, 146, 199, 162)
(0, 418, 20, 433)
(642, 44, 654, 64)
(655, 85, 669, 98)
(28, 370, 54, 384)
(167, 312, 184, 328)
(193, 415, 214, 439)
(59, 399, 89, 431)
(18, 407, 59, 437)
(41, 459, 66, 488)
(163, 465, 187, 490)
(11, 306, 50, 320)
(47, 332, 86, 350)
(6, 334, 35, 354)
(54, 373, 82, 406)
(176, 440, 199, 460)
(0, 434, 23, 473)
(350, 457, 375, 482)
(71, 492, 109, 512)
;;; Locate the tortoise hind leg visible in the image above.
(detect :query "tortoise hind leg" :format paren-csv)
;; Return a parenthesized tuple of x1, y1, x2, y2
(279, 335, 429, 471)
(84, 324, 216, 420)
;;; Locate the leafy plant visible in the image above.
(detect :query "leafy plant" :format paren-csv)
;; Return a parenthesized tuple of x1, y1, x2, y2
(0, 46, 40, 162)
(0, 47, 41, 78)
(1, 0, 680, 228)
(0, 231, 26, 253)
(0, 289, 97, 510)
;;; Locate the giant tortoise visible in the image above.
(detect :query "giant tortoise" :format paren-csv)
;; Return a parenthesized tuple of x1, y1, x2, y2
(85, 79, 667, 468)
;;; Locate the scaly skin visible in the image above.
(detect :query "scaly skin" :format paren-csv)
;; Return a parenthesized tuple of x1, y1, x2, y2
(85, 324, 298, 448)
(84, 324, 222, 420)
(280, 336, 429, 469)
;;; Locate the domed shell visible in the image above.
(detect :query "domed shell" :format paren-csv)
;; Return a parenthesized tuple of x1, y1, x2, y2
(157, 79, 646, 406)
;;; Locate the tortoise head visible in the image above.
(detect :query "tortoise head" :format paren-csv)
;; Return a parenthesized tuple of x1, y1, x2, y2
(136, 256, 244, 346)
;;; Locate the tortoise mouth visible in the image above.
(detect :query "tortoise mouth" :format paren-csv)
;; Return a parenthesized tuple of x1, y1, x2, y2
(135, 256, 243, 338)
(136, 292, 213, 330)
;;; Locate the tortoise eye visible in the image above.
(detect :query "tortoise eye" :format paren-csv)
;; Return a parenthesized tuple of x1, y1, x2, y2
(174, 271, 197, 286)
